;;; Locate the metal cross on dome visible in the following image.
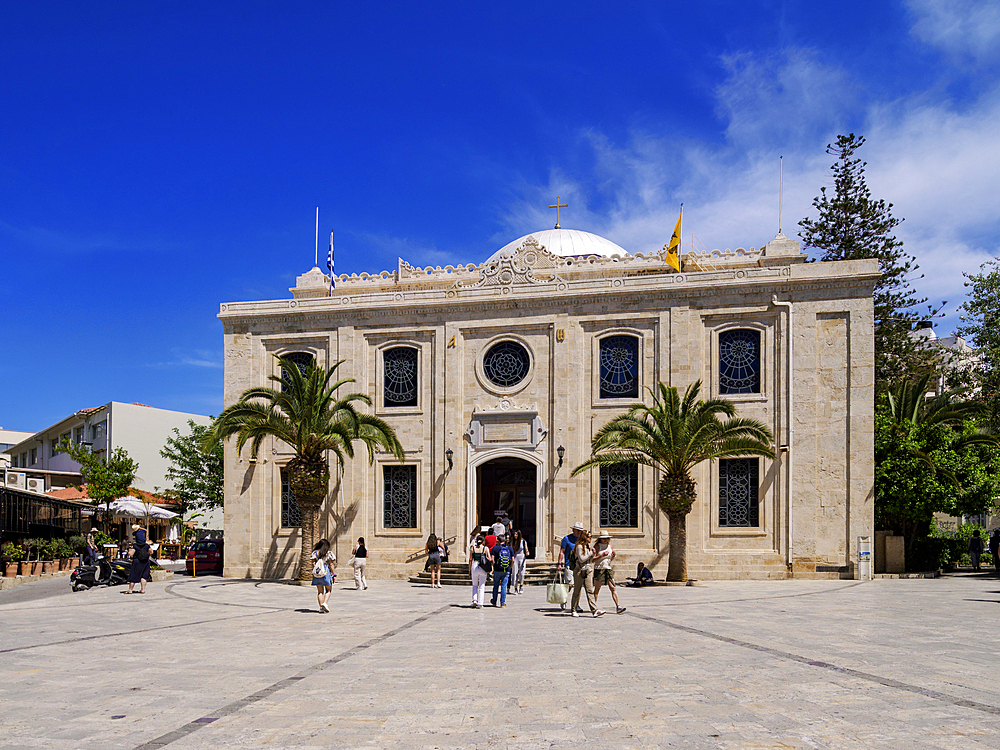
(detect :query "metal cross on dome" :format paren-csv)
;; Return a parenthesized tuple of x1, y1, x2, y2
(548, 196, 568, 229)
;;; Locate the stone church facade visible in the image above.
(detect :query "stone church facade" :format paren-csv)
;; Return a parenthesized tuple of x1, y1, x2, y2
(218, 227, 877, 580)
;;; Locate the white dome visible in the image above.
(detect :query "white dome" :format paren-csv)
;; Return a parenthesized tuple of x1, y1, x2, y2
(489, 228, 628, 263)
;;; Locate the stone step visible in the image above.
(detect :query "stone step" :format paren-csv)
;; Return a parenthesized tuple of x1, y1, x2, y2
(408, 561, 564, 586)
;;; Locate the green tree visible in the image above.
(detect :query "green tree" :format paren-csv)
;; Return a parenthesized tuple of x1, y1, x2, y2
(206, 355, 404, 581)
(956, 259, 1000, 422)
(876, 375, 1000, 562)
(160, 420, 224, 514)
(56, 440, 138, 527)
(799, 133, 928, 384)
(571, 380, 774, 582)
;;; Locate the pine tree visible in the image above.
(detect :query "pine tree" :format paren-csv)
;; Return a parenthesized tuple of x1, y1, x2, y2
(956, 260, 1000, 424)
(799, 133, 926, 385)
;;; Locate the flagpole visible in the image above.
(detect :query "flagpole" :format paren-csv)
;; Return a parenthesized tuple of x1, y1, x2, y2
(334, 229, 335, 297)
(314, 206, 319, 268)
(779, 156, 783, 235)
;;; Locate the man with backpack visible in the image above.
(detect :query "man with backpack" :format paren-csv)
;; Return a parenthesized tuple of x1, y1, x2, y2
(557, 522, 585, 611)
(490, 534, 514, 608)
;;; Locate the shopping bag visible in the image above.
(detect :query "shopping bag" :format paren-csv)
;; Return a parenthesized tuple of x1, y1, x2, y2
(546, 571, 569, 604)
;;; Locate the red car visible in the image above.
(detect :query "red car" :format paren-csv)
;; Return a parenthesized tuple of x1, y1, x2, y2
(185, 539, 224, 574)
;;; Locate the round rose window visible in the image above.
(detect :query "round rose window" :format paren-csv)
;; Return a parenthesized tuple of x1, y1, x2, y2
(482, 341, 531, 388)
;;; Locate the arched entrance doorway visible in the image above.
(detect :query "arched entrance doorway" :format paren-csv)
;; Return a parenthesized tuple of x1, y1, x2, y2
(476, 457, 537, 558)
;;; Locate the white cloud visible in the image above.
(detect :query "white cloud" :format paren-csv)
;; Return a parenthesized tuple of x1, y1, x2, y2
(147, 348, 223, 369)
(908, 0, 1000, 64)
(498, 45, 1000, 335)
(715, 48, 857, 150)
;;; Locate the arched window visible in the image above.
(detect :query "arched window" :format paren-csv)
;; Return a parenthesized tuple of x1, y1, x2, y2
(599, 335, 639, 399)
(719, 329, 760, 394)
(280, 352, 314, 393)
(599, 463, 638, 527)
(719, 458, 759, 527)
(383, 347, 418, 407)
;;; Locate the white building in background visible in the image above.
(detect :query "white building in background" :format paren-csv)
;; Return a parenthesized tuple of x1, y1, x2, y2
(3, 402, 221, 531)
(0, 428, 35, 468)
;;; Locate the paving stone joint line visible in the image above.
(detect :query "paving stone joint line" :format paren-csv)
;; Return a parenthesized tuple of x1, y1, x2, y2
(132, 603, 451, 750)
(629, 610, 1000, 718)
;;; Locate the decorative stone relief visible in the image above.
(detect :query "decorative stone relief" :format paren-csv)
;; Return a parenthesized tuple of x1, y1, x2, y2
(454, 237, 566, 291)
(467, 405, 547, 449)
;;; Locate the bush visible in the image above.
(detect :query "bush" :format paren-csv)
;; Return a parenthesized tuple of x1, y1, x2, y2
(959, 553, 972, 567)
(982, 552, 994, 566)
(1, 542, 25, 561)
(55, 539, 73, 558)
(909, 536, 951, 571)
(69, 535, 87, 553)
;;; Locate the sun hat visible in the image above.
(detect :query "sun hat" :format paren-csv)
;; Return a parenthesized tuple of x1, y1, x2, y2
(572, 521, 585, 531)
(598, 531, 611, 539)
(131, 524, 140, 531)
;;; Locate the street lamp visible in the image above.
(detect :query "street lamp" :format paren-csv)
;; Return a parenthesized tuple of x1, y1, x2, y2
(557, 445, 565, 468)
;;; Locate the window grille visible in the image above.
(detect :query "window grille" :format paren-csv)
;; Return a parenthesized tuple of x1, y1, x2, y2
(280, 352, 314, 393)
(280, 469, 302, 528)
(383, 347, 418, 407)
(719, 329, 761, 394)
(599, 336, 639, 398)
(482, 340, 531, 388)
(383, 465, 417, 528)
(719, 458, 759, 527)
(599, 463, 638, 527)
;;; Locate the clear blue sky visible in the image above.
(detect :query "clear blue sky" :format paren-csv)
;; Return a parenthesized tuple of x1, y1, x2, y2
(3, 1, 999, 431)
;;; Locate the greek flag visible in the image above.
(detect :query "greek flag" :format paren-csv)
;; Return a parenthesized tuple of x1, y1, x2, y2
(327, 231, 335, 292)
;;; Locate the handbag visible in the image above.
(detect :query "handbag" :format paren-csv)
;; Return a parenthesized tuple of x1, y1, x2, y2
(546, 570, 569, 605)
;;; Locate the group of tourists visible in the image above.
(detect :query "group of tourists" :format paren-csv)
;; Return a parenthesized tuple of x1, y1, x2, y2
(310, 536, 369, 613)
(554, 521, 623, 617)
(304, 518, 655, 615)
(466, 523, 529, 608)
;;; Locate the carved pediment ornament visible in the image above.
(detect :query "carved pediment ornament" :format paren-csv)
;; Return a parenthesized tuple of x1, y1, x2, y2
(454, 237, 566, 290)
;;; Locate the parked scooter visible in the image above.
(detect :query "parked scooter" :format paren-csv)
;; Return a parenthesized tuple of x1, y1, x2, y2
(70, 555, 130, 591)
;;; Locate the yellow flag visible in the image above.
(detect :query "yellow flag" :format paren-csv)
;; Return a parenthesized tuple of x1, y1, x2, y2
(665, 210, 682, 271)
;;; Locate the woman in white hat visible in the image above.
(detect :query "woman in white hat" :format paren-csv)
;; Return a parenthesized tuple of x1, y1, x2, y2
(593, 531, 625, 614)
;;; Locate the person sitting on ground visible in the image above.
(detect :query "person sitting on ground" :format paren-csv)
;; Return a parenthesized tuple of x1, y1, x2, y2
(627, 562, 654, 587)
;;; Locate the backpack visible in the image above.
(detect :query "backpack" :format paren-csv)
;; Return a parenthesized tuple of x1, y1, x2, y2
(476, 547, 492, 574)
(496, 545, 512, 571)
(137, 545, 150, 563)
(312, 558, 326, 577)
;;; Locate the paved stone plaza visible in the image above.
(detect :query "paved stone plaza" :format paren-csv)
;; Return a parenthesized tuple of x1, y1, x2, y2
(2, 571, 999, 749)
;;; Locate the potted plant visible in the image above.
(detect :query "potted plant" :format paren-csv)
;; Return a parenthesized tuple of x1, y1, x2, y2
(2, 542, 24, 577)
(25, 538, 43, 575)
(56, 539, 74, 570)
(41, 540, 59, 574)
(68, 535, 86, 568)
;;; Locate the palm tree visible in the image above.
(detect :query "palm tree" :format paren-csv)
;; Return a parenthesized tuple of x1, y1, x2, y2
(207, 355, 404, 581)
(572, 380, 774, 582)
